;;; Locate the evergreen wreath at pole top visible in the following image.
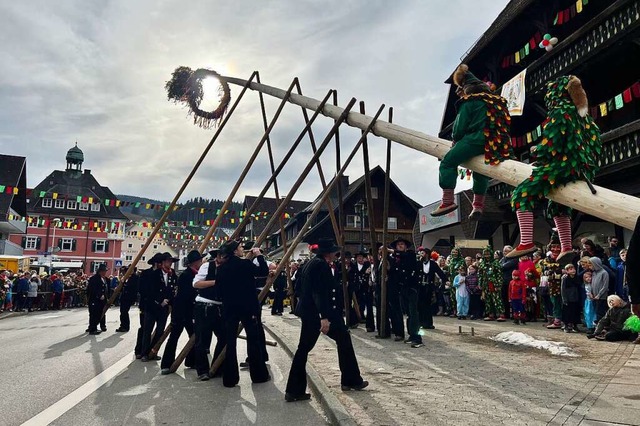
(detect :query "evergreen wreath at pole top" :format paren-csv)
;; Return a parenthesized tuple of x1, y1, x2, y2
(165, 67, 231, 129)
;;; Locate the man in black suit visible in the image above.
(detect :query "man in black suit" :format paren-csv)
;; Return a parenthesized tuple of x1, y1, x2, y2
(215, 240, 270, 388)
(141, 252, 178, 362)
(388, 238, 417, 344)
(160, 250, 200, 374)
(87, 264, 109, 335)
(135, 253, 162, 358)
(350, 251, 374, 332)
(416, 247, 448, 330)
(285, 238, 368, 402)
(116, 266, 138, 332)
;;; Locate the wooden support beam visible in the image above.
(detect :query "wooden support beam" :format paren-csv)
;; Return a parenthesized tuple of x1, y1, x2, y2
(379, 107, 393, 338)
(221, 75, 640, 231)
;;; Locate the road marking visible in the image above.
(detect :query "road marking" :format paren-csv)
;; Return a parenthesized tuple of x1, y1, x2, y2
(21, 352, 135, 426)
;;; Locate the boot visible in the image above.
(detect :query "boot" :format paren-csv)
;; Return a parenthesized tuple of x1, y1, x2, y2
(431, 189, 457, 217)
(507, 210, 537, 258)
(469, 194, 485, 220)
(547, 319, 562, 329)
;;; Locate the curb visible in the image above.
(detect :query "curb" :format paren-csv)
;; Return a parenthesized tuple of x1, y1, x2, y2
(263, 322, 358, 426)
(0, 311, 24, 321)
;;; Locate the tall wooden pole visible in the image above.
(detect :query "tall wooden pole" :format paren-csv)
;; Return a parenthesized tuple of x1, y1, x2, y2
(221, 75, 640, 231)
(379, 107, 393, 338)
(101, 72, 257, 318)
(360, 101, 379, 261)
(209, 103, 386, 376)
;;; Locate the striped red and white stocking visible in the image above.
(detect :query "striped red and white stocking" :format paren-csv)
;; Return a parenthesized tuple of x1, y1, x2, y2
(516, 210, 534, 246)
(442, 189, 454, 206)
(554, 215, 572, 253)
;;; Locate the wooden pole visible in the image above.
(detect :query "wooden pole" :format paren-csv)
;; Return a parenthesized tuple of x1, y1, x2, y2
(100, 72, 258, 319)
(209, 103, 386, 376)
(359, 101, 379, 261)
(221, 75, 640, 231)
(238, 334, 277, 347)
(379, 108, 393, 338)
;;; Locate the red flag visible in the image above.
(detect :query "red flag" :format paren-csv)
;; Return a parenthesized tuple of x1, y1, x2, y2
(623, 88, 632, 103)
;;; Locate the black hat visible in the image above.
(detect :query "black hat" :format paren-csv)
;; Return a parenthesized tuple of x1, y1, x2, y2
(242, 241, 255, 250)
(186, 250, 205, 265)
(161, 252, 180, 262)
(389, 238, 412, 249)
(219, 240, 240, 256)
(97, 263, 108, 272)
(355, 250, 368, 257)
(344, 251, 352, 258)
(147, 253, 164, 265)
(209, 248, 220, 257)
(314, 238, 341, 255)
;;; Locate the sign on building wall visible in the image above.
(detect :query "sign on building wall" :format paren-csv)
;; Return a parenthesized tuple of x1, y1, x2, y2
(501, 68, 527, 116)
(419, 195, 461, 233)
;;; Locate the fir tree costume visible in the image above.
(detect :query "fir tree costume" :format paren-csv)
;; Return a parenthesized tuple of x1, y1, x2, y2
(478, 247, 505, 321)
(508, 76, 601, 263)
(432, 64, 513, 219)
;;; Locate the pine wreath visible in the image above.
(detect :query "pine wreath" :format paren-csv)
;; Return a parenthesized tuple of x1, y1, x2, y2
(165, 67, 231, 128)
(511, 76, 601, 212)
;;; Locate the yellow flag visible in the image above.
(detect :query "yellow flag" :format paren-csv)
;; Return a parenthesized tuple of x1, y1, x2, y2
(576, 0, 583, 13)
(515, 51, 520, 63)
(53, 193, 58, 199)
(599, 103, 608, 117)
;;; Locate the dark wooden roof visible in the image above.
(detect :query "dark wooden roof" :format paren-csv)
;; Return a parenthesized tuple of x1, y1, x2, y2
(242, 196, 311, 237)
(28, 169, 127, 220)
(0, 155, 27, 218)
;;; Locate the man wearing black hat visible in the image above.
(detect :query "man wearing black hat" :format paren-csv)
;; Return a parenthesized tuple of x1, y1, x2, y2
(116, 266, 138, 333)
(141, 252, 178, 362)
(285, 238, 368, 402)
(415, 247, 447, 330)
(215, 240, 270, 387)
(349, 251, 374, 332)
(388, 238, 418, 346)
(135, 253, 162, 358)
(160, 250, 201, 374)
(87, 264, 109, 335)
(241, 241, 270, 367)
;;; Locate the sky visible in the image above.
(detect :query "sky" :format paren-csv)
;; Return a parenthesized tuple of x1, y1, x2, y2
(0, 0, 510, 207)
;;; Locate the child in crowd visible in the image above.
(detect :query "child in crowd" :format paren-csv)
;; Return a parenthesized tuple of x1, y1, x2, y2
(466, 265, 483, 320)
(561, 264, 581, 333)
(539, 271, 553, 326)
(509, 270, 527, 325)
(583, 271, 596, 333)
(453, 265, 469, 320)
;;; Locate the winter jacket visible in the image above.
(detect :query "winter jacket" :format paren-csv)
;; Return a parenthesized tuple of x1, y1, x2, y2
(508, 279, 527, 302)
(17, 278, 30, 293)
(561, 274, 581, 303)
(589, 257, 609, 300)
(28, 279, 40, 297)
(594, 303, 632, 335)
(52, 279, 64, 293)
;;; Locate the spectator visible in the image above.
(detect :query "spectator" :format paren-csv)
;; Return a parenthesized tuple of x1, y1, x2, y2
(587, 295, 635, 342)
(561, 264, 581, 333)
(16, 272, 30, 312)
(27, 274, 40, 312)
(500, 245, 518, 319)
(583, 271, 596, 333)
(52, 274, 64, 310)
(607, 236, 622, 267)
(588, 257, 610, 323)
(466, 265, 483, 320)
(616, 249, 628, 301)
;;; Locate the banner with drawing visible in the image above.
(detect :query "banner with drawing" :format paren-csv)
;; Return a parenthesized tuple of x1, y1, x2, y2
(501, 69, 527, 116)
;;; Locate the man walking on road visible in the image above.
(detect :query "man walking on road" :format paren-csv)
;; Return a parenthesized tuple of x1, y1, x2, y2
(285, 238, 368, 402)
(87, 264, 109, 335)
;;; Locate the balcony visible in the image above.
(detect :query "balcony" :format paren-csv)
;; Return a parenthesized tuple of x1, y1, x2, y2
(0, 239, 24, 255)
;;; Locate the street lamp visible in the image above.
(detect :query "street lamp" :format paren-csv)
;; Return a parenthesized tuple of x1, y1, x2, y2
(354, 199, 366, 252)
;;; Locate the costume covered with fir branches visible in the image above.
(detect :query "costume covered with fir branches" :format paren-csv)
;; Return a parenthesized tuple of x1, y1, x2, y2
(509, 76, 601, 263)
(432, 64, 513, 220)
(477, 247, 505, 321)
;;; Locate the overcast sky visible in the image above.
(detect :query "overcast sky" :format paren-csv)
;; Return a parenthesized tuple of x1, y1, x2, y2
(0, 0, 509, 207)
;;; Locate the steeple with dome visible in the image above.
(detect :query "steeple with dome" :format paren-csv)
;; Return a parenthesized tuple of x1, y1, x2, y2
(66, 142, 84, 175)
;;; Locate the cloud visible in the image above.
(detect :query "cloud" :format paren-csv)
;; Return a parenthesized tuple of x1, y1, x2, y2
(0, 0, 508, 206)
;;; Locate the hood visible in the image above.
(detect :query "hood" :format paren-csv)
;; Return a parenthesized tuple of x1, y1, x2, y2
(589, 257, 603, 271)
(544, 75, 588, 117)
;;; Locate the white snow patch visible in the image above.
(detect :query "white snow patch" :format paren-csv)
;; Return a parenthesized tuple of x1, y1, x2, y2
(491, 331, 579, 357)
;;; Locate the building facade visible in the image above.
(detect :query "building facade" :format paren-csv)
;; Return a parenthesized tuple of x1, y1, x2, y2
(421, 0, 640, 251)
(121, 213, 178, 270)
(9, 145, 127, 274)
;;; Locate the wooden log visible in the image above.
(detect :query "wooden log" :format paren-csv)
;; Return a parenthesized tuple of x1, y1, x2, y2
(379, 108, 394, 338)
(222, 75, 640, 230)
(150, 322, 172, 356)
(239, 334, 277, 347)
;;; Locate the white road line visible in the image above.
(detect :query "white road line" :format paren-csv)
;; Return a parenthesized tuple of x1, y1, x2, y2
(21, 352, 135, 426)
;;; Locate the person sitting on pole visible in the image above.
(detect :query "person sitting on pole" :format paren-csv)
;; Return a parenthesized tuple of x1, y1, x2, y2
(431, 64, 513, 219)
(285, 238, 368, 402)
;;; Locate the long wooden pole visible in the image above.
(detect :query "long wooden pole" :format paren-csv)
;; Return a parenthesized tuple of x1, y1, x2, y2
(222, 75, 640, 231)
(100, 72, 257, 319)
(334, 92, 350, 327)
(209, 103, 386, 376)
(379, 107, 393, 338)
(360, 101, 379, 261)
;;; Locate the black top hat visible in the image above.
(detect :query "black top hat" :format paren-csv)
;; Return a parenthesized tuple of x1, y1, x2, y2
(242, 241, 255, 250)
(314, 238, 341, 255)
(186, 250, 205, 265)
(219, 240, 240, 256)
(147, 253, 164, 265)
(161, 252, 180, 262)
(97, 263, 108, 272)
(389, 238, 412, 250)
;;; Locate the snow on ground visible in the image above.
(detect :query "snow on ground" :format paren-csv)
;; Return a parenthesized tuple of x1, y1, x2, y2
(491, 331, 579, 357)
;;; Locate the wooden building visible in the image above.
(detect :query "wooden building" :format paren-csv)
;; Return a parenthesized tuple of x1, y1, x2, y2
(420, 0, 640, 250)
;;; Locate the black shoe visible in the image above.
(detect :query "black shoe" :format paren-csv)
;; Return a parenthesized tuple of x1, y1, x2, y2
(160, 368, 171, 375)
(115, 328, 128, 332)
(424, 325, 435, 329)
(135, 354, 142, 359)
(403, 338, 414, 344)
(85, 328, 90, 332)
(366, 328, 375, 332)
(341, 380, 369, 391)
(239, 361, 250, 368)
(88, 330, 101, 335)
(141, 356, 149, 362)
(393, 336, 404, 342)
(285, 392, 311, 402)
(198, 373, 210, 381)
(101, 328, 107, 332)
(252, 375, 271, 384)
(411, 342, 424, 348)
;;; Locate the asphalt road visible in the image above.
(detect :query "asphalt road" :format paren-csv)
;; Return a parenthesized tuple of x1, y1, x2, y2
(0, 308, 328, 426)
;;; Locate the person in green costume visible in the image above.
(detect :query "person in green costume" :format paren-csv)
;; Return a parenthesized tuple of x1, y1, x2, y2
(432, 64, 513, 219)
(478, 247, 505, 321)
(507, 76, 601, 264)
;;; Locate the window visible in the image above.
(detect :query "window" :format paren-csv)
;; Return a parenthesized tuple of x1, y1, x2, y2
(42, 199, 53, 208)
(91, 203, 101, 212)
(125, 255, 133, 261)
(67, 200, 77, 210)
(346, 215, 368, 228)
(153, 244, 157, 249)
(54, 199, 65, 209)
(28, 217, 39, 228)
(370, 187, 379, 199)
(60, 238, 75, 251)
(25, 236, 39, 250)
(79, 202, 89, 211)
(90, 262, 106, 273)
(128, 243, 133, 248)
(94, 240, 107, 253)
(387, 217, 398, 230)
(141, 256, 146, 261)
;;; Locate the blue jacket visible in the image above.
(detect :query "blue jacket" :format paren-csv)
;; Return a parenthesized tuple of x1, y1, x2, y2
(17, 278, 30, 293)
(52, 279, 64, 293)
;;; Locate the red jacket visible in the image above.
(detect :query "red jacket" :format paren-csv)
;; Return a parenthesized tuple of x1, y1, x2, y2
(509, 279, 527, 302)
